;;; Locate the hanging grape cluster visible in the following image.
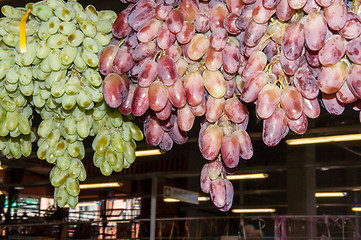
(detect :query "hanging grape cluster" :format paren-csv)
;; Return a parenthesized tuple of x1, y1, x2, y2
(0, 0, 143, 208)
(102, 0, 361, 211)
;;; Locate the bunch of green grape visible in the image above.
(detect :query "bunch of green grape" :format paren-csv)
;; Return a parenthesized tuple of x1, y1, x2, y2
(0, 0, 144, 208)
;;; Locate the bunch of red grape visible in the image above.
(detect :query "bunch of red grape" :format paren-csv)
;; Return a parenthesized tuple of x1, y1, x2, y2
(98, 0, 361, 211)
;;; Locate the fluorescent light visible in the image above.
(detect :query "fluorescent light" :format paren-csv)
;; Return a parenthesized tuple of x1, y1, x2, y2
(227, 173, 269, 180)
(163, 196, 210, 203)
(80, 182, 122, 189)
(286, 133, 361, 145)
(198, 196, 210, 201)
(232, 208, 276, 213)
(64, 202, 99, 208)
(315, 192, 347, 197)
(352, 207, 361, 211)
(135, 149, 163, 157)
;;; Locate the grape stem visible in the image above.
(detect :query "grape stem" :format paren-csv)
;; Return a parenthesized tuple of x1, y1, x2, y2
(352, 0, 359, 13)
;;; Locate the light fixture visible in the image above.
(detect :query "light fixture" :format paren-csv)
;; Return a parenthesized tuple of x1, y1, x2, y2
(163, 196, 210, 203)
(232, 208, 276, 213)
(64, 202, 99, 208)
(80, 182, 123, 189)
(227, 173, 269, 180)
(135, 149, 163, 157)
(286, 133, 361, 145)
(352, 207, 361, 211)
(315, 192, 347, 197)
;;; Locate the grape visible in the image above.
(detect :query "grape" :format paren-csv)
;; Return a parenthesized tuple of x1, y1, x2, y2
(280, 50, 300, 76)
(241, 51, 267, 82)
(103, 73, 129, 108)
(132, 85, 150, 116)
(293, 66, 319, 99)
(156, 100, 173, 120)
(145, 117, 164, 146)
(288, 113, 308, 134)
(304, 11, 328, 51)
(210, 27, 228, 51)
(346, 63, 361, 98)
(210, 3, 229, 31)
(346, 36, 361, 64)
(127, 0, 156, 31)
(208, 160, 223, 179)
(177, 104, 195, 132)
(244, 20, 267, 48)
(336, 80, 358, 104)
(224, 78, 237, 99)
(137, 18, 162, 43)
(166, 9, 184, 34)
(167, 79, 186, 108)
(236, 7, 253, 31)
(190, 98, 207, 117)
(256, 83, 281, 119)
(200, 164, 211, 194)
(224, 98, 247, 123)
(148, 81, 169, 112)
(158, 23, 176, 49)
(131, 41, 156, 62)
(157, 55, 178, 86)
(318, 60, 347, 94)
(280, 86, 303, 120)
(339, 11, 361, 40)
(318, 35, 346, 66)
(206, 96, 225, 123)
(283, 21, 305, 61)
(252, 0, 276, 24)
(184, 71, 204, 106)
(222, 39, 240, 74)
(180, 0, 199, 21)
(203, 69, 226, 98)
(169, 121, 188, 144)
(303, 0, 319, 13)
(276, 0, 294, 21)
(210, 177, 226, 208)
(194, 12, 210, 33)
(218, 179, 233, 212)
(288, 0, 307, 9)
(205, 47, 223, 71)
(159, 132, 174, 151)
(176, 21, 196, 44)
(223, 13, 241, 35)
(324, 0, 347, 31)
(155, 4, 173, 21)
(242, 71, 269, 103)
(262, 107, 287, 147)
(321, 92, 345, 115)
(221, 134, 239, 169)
(187, 33, 210, 60)
(263, 0, 281, 9)
(200, 124, 223, 160)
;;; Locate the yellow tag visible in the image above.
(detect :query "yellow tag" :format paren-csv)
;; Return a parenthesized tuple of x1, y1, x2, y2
(20, 8, 31, 54)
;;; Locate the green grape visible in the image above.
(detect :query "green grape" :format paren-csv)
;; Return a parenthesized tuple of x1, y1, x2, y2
(63, 116, 76, 135)
(60, 45, 77, 65)
(78, 163, 86, 181)
(45, 70, 66, 88)
(47, 49, 61, 71)
(38, 117, 53, 138)
(5, 81, 18, 92)
(54, 139, 67, 156)
(100, 158, 112, 176)
(92, 128, 110, 156)
(35, 4, 53, 21)
(0, 137, 6, 151)
(81, 48, 98, 68)
(93, 107, 106, 121)
(61, 93, 76, 110)
(57, 153, 70, 170)
(121, 122, 132, 142)
(84, 68, 102, 88)
(59, 21, 76, 36)
(93, 152, 103, 168)
(47, 34, 67, 49)
(95, 20, 112, 34)
(1, 96, 16, 112)
(2, 33, 18, 47)
(40, 89, 51, 100)
(6, 66, 19, 84)
(0, 59, 15, 80)
(75, 11, 89, 25)
(55, 6, 72, 22)
(109, 108, 123, 128)
(50, 166, 68, 187)
(0, 106, 5, 121)
(9, 138, 21, 157)
(105, 146, 117, 167)
(0, 46, 15, 60)
(93, 32, 111, 46)
(64, 75, 80, 95)
(19, 81, 34, 96)
(76, 117, 90, 139)
(82, 37, 98, 54)
(76, 88, 92, 108)
(37, 140, 49, 160)
(51, 77, 66, 97)
(111, 131, 125, 153)
(47, 0, 66, 10)
(45, 148, 57, 163)
(33, 95, 46, 108)
(19, 67, 33, 85)
(37, 41, 51, 59)
(47, 128, 61, 147)
(20, 138, 33, 157)
(67, 195, 78, 208)
(18, 116, 32, 135)
(1, 6, 27, 20)
(68, 158, 81, 179)
(67, 141, 80, 158)
(73, 48, 87, 72)
(85, 5, 98, 21)
(124, 141, 135, 165)
(113, 152, 124, 172)
(9, 126, 21, 138)
(66, 177, 79, 197)
(20, 42, 38, 66)
(6, 109, 20, 131)
(67, 30, 84, 47)
(54, 185, 68, 208)
(46, 16, 60, 35)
